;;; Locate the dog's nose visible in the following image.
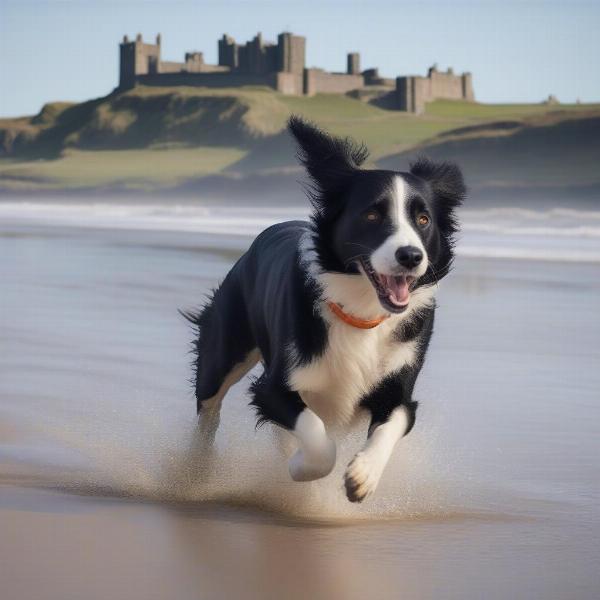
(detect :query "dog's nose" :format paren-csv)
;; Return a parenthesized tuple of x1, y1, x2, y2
(395, 246, 423, 269)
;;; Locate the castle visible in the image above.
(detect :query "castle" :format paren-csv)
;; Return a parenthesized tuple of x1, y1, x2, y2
(119, 32, 474, 114)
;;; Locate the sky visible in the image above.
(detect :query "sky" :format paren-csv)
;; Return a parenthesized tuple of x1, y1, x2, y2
(1, 0, 599, 117)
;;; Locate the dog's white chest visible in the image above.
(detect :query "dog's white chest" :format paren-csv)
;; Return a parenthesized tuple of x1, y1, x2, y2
(288, 318, 417, 425)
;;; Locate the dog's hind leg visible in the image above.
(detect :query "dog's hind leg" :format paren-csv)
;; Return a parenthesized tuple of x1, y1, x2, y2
(184, 271, 258, 446)
(197, 348, 260, 446)
(176, 347, 260, 486)
(251, 374, 336, 481)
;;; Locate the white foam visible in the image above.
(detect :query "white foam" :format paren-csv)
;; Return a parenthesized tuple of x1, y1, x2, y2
(1, 201, 599, 263)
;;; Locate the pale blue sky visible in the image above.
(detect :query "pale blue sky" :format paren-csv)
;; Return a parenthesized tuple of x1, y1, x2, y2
(1, 0, 599, 117)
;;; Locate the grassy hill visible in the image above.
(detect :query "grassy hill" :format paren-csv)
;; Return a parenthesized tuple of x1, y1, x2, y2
(379, 109, 600, 202)
(0, 85, 598, 196)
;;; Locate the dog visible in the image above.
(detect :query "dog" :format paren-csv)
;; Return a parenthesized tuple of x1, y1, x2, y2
(184, 116, 465, 502)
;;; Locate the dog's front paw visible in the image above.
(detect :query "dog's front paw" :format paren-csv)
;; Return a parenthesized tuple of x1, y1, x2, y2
(344, 452, 382, 503)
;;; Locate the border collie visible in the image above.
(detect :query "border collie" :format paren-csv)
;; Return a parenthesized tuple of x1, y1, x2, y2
(185, 117, 465, 502)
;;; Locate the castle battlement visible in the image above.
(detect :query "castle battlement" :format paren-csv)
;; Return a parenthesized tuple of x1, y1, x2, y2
(118, 32, 474, 113)
(396, 64, 474, 114)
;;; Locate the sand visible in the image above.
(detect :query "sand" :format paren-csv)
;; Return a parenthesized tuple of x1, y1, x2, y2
(1, 202, 599, 599)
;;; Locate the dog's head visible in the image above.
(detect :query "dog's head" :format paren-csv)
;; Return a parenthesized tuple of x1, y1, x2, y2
(289, 116, 465, 314)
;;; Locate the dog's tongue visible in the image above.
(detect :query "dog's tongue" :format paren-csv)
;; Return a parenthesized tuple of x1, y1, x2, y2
(380, 274, 410, 306)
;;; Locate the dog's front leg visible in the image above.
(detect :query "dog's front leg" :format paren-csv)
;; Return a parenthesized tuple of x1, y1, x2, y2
(288, 408, 337, 481)
(251, 374, 336, 481)
(344, 371, 419, 502)
(344, 405, 414, 502)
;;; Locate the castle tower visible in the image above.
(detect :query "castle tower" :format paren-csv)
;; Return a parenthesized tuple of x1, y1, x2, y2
(396, 76, 428, 114)
(277, 32, 305, 74)
(119, 33, 161, 89)
(119, 38, 137, 89)
(218, 34, 238, 69)
(246, 33, 265, 73)
(461, 72, 474, 101)
(347, 52, 360, 75)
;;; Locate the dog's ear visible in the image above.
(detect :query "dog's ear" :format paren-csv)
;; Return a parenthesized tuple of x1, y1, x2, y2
(288, 116, 368, 207)
(410, 156, 466, 232)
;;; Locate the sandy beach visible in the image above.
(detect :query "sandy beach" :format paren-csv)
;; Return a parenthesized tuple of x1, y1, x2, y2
(1, 199, 599, 599)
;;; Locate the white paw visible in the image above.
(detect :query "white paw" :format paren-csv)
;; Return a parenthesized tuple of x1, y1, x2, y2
(288, 437, 336, 482)
(344, 452, 383, 503)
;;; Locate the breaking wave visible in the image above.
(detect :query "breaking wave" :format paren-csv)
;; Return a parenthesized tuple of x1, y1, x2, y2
(1, 200, 599, 262)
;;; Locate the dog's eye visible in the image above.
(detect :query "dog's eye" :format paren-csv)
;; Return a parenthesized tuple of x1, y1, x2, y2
(417, 213, 430, 228)
(364, 210, 381, 223)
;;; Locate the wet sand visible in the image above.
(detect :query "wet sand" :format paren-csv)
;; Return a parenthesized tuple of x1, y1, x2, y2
(1, 210, 599, 599)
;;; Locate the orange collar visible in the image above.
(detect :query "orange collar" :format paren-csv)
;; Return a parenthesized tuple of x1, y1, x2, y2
(326, 301, 389, 329)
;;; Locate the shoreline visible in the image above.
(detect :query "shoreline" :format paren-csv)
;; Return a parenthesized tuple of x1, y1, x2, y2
(1, 178, 599, 207)
(1, 200, 600, 264)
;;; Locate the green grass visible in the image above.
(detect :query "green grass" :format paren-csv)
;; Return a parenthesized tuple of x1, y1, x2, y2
(1, 86, 599, 191)
(280, 95, 448, 156)
(280, 93, 386, 121)
(119, 85, 290, 138)
(424, 99, 600, 120)
(278, 96, 600, 157)
(0, 146, 246, 189)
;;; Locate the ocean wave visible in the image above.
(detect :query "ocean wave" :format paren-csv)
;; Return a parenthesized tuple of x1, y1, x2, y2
(1, 201, 599, 263)
(462, 223, 600, 238)
(456, 245, 600, 263)
(462, 206, 600, 220)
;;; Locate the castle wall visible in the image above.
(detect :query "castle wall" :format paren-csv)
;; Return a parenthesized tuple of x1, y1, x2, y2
(275, 72, 303, 95)
(429, 70, 464, 100)
(136, 71, 278, 90)
(264, 45, 279, 73)
(192, 64, 230, 74)
(136, 70, 302, 94)
(413, 78, 429, 114)
(182, 53, 230, 74)
(237, 34, 279, 74)
(184, 53, 204, 73)
(396, 68, 475, 113)
(159, 61, 186, 73)
(303, 69, 364, 96)
(134, 42, 160, 75)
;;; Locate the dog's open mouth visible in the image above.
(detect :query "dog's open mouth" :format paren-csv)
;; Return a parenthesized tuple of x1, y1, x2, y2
(360, 258, 416, 313)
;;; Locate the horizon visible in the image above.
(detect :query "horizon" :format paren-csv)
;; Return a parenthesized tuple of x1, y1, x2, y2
(1, 0, 599, 118)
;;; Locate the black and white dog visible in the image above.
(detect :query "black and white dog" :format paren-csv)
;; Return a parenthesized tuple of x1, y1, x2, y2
(185, 117, 465, 502)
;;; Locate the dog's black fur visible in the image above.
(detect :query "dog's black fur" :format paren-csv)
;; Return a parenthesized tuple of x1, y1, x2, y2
(184, 116, 465, 501)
